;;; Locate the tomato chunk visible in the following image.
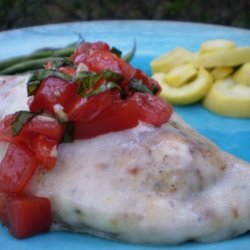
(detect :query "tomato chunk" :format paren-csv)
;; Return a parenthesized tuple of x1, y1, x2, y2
(130, 93, 173, 126)
(32, 135, 57, 170)
(24, 116, 65, 142)
(0, 192, 13, 226)
(29, 76, 77, 114)
(71, 41, 110, 62)
(76, 50, 122, 73)
(7, 196, 51, 238)
(0, 115, 14, 142)
(0, 144, 37, 194)
(58, 66, 76, 76)
(68, 90, 112, 123)
(74, 99, 138, 139)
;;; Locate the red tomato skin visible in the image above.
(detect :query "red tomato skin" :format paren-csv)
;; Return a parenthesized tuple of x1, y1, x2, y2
(130, 93, 173, 126)
(24, 116, 65, 142)
(0, 115, 65, 152)
(149, 78, 162, 96)
(59, 66, 76, 76)
(31, 135, 57, 170)
(71, 41, 110, 61)
(74, 99, 138, 139)
(29, 76, 77, 114)
(76, 50, 122, 73)
(7, 196, 52, 238)
(67, 90, 112, 123)
(0, 114, 14, 142)
(0, 192, 13, 227)
(0, 144, 37, 194)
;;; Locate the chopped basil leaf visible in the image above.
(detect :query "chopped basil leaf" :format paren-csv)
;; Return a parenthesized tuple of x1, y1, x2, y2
(76, 70, 123, 96)
(129, 78, 152, 94)
(102, 70, 124, 83)
(61, 122, 74, 143)
(152, 85, 160, 95)
(83, 82, 120, 98)
(11, 111, 37, 137)
(27, 80, 41, 96)
(122, 41, 136, 62)
(111, 47, 122, 57)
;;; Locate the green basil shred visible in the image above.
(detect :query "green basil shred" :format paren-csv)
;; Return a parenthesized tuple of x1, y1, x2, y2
(61, 122, 74, 143)
(76, 70, 123, 97)
(111, 47, 122, 58)
(129, 78, 153, 94)
(11, 111, 38, 136)
(84, 82, 121, 98)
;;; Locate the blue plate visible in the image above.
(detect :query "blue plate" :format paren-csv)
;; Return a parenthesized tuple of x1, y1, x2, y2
(0, 21, 249, 250)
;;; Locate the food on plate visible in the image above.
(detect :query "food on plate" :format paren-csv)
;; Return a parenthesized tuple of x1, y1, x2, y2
(0, 41, 250, 244)
(194, 47, 250, 68)
(233, 63, 250, 86)
(152, 67, 212, 105)
(0, 43, 76, 75)
(150, 47, 194, 73)
(199, 39, 236, 54)
(210, 66, 234, 80)
(0, 41, 135, 76)
(151, 39, 250, 117)
(203, 77, 250, 117)
(163, 63, 197, 87)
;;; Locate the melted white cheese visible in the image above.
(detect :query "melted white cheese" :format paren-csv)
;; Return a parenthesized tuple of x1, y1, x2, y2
(0, 75, 30, 119)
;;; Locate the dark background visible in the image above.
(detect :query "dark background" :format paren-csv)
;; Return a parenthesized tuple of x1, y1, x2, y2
(0, 0, 250, 31)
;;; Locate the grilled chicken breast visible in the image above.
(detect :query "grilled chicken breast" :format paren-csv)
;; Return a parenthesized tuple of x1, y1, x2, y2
(0, 75, 249, 244)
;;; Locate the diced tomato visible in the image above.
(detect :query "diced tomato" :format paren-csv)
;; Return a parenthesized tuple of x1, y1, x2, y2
(0, 144, 37, 194)
(71, 41, 110, 62)
(76, 50, 122, 73)
(29, 76, 77, 114)
(7, 196, 51, 238)
(67, 90, 112, 123)
(24, 116, 65, 142)
(32, 135, 57, 170)
(0, 193, 5, 219)
(0, 114, 14, 142)
(74, 98, 138, 139)
(130, 93, 173, 126)
(59, 66, 76, 76)
(0, 192, 13, 226)
(0, 114, 65, 146)
(148, 78, 162, 95)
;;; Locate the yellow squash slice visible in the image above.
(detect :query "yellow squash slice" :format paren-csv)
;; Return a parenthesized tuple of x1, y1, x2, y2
(233, 63, 250, 86)
(163, 63, 197, 87)
(152, 67, 213, 105)
(199, 39, 236, 54)
(194, 47, 250, 68)
(210, 66, 233, 80)
(203, 77, 250, 118)
(150, 48, 194, 73)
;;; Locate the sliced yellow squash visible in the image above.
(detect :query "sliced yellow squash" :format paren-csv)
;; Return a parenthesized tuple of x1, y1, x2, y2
(152, 67, 213, 105)
(199, 39, 236, 54)
(163, 63, 197, 87)
(150, 48, 194, 73)
(203, 77, 250, 118)
(210, 66, 233, 80)
(194, 47, 250, 68)
(233, 63, 250, 86)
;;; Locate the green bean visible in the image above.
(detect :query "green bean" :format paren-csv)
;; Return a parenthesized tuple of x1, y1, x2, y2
(0, 57, 67, 75)
(0, 45, 75, 71)
(122, 41, 136, 62)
